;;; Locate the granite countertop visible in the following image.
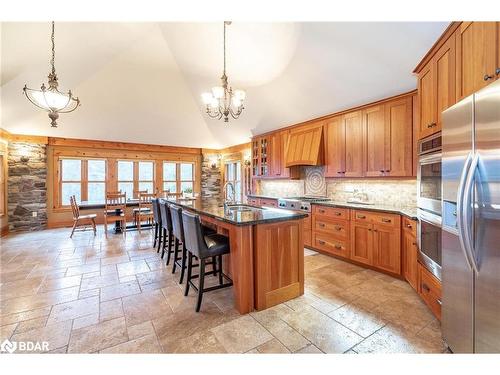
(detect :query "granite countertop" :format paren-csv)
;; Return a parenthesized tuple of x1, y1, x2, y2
(167, 198, 308, 226)
(311, 201, 417, 220)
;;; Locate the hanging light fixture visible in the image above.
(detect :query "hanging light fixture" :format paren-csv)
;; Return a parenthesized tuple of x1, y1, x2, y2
(23, 21, 80, 128)
(201, 21, 245, 123)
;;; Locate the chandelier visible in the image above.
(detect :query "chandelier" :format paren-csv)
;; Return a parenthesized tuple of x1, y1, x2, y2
(23, 21, 80, 128)
(201, 21, 245, 123)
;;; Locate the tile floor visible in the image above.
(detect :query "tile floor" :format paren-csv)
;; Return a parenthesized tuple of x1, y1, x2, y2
(0, 226, 447, 354)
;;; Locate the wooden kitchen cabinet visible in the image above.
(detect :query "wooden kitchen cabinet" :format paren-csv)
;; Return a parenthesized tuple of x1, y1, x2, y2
(372, 223, 401, 275)
(324, 116, 345, 177)
(364, 105, 386, 177)
(350, 221, 372, 266)
(344, 111, 365, 177)
(285, 122, 324, 168)
(251, 136, 270, 177)
(402, 218, 419, 291)
(269, 132, 281, 177)
(418, 263, 442, 320)
(455, 22, 498, 100)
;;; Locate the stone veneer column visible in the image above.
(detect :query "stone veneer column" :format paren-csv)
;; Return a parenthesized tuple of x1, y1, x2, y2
(201, 153, 222, 205)
(7, 142, 47, 232)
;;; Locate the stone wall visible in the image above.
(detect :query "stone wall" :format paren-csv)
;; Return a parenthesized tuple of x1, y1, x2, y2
(8, 142, 47, 232)
(201, 153, 222, 206)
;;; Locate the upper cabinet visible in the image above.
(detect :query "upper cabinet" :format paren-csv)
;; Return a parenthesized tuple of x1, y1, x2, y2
(324, 116, 345, 177)
(456, 22, 498, 100)
(415, 22, 500, 141)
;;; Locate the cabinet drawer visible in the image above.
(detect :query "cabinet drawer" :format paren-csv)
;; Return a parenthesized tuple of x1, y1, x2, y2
(418, 263, 442, 320)
(260, 198, 277, 207)
(313, 218, 349, 240)
(352, 210, 400, 228)
(402, 216, 417, 237)
(313, 205, 349, 220)
(313, 233, 349, 258)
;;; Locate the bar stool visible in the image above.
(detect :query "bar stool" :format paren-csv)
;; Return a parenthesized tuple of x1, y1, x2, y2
(151, 198, 162, 252)
(169, 204, 216, 284)
(182, 210, 233, 312)
(158, 199, 174, 263)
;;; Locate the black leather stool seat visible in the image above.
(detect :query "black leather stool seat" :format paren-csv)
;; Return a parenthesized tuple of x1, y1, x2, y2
(203, 234, 230, 257)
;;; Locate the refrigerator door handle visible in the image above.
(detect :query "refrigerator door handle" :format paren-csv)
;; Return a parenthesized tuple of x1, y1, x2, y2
(462, 152, 480, 273)
(456, 152, 475, 271)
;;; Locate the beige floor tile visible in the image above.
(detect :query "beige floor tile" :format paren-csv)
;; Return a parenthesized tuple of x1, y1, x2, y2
(10, 320, 72, 353)
(1, 286, 80, 315)
(38, 275, 82, 293)
(127, 320, 156, 340)
(100, 299, 124, 322)
(80, 273, 120, 291)
(117, 260, 150, 278)
(211, 315, 273, 353)
(255, 338, 290, 353)
(172, 329, 227, 353)
(0, 306, 52, 327)
(100, 281, 141, 302)
(73, 313, 100, 330)
(46, 296, 100, 325)
(65, 263, 101, 276)
(13, 316, 48, 335)
(281, 305, 363, 353)
(68, 317, 128, 353)
(294, 344, 323, 353)
(328, 299, 386, 338)
(100, 334, 162, 353)
(0, 323, 18, 341)
(0, 277, 44, 300)
(122, 289, 173, 326)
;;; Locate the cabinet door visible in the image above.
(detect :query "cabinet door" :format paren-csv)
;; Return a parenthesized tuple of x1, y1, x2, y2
(350, 222, 372, 265)
(324, 116, 345, 177)
(344, 111, 364, 177)
(418, 63, 436, 139)
(269, 132, 281, 177)
(385, 97, 413, 177)
(252, 138, 261, 176)
(403, 231, 418, 291)
(435, 34, 456, 130)
(372, 224, 401, 275)
(364, 105, 386, 177)
(260, 137, 269, 176)
(456, 22, 497, 99)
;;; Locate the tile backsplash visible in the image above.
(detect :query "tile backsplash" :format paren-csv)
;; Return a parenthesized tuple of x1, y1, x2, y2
(255, 166, 417, 208)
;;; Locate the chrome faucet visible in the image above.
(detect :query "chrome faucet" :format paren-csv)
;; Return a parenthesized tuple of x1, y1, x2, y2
(223, 181, 236, 213)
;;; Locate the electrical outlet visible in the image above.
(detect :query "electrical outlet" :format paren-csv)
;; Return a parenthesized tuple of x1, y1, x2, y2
(32, 211, 37, 218)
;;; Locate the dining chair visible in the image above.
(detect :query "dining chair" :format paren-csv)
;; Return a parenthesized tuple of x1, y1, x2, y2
(162, 190, 183, 199)
(103, 192, 127, 236)
(136, 192, 156, 234)
(69, 195, 97, 238)
(132, 189, 147, 225)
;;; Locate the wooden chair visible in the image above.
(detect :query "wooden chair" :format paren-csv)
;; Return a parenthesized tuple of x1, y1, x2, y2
(104, 192, 127, 236)
(69, 195, 97, 238)
(136, 192, 156, 233)
(132, 190, 147, 224)
(161, 190, 183, 199)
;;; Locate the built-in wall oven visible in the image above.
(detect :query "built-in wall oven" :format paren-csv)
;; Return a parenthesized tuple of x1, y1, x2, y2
(417, 208, 442, 280)
(417, 133, 442, 215)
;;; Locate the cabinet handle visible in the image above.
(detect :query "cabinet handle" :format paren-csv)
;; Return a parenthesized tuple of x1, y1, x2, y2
(319, 223, 326, 227)
(484, 74, 494, 81)
(406, 224, 412, 229)
(422, 283, 430, 292)
(335, 212, 342, 216)
(334, 225, 342, 231)
(357, 215, 366, 219)
(385, 169, 390, 173)
(496, 68, 500, 76)
(427, 122, 437, 128)
(412, 242, 417, 246)
(381, 218, 391, 223)
(373, 229, 378, 232)
(437, 299, 442, 306)
(319, 209, 325, 214)
(368, 228, 372, 231)
(318, 240, 326, 245)
(334, 244, 342, 249)
(380, 169, 385, 173)
(337, 171, 343, 174)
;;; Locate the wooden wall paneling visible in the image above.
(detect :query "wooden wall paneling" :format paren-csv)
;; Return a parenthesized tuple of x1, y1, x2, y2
(385, 96, 413, 177)
(343, 111, 364, 177)
(324, 116, 345, 178)
(364, 105, 386, 177)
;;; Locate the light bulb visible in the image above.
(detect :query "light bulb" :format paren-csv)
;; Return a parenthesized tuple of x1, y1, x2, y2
(212, 86, 224, 99)
(233, 89, 246, 101)
(231, 97, 242, 108)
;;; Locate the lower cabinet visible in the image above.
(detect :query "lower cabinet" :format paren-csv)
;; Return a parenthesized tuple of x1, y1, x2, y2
(402, 218, 419, 291)
(260, 198, 278, 208)
(418, 262, 442, 320)
(303, 214, 312, 248)
(350, 222, 373, 265)
(372, 223, 401, 275)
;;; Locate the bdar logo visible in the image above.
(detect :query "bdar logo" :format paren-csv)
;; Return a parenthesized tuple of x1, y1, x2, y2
(1, 339, 17, 353)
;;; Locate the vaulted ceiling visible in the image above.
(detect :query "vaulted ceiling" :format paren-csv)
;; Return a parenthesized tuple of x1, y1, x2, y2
(0, 22, 448, 148)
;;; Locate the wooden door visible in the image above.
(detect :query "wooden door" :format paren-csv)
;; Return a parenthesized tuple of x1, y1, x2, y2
(344, 111, 364, 177)
(364, 105, 386, 177)
(324, 116, 345, 177)
(269, 132, 281, 177)
(418, 63, 436, 139)
(350, 222, 372, 265)
(456, 22, 497, 99)
(372, 224, 401, 275)
(403, 230, 418, 291)
(384, 97, 413, 177)
(435, 34, 456, 131)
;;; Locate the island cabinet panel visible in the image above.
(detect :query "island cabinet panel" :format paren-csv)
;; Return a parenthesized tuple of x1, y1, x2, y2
(324, 116, 345, 177)
(364, 105, 387, 177)
(350, 221, 372, 265)
(402, 218, 418, 291)
(372, 223, 401, 275)
(385, 97, 413, 177)
(455, 22, 498, 100)
(253, 220, 304, 310)
(344, 111, 365, 177)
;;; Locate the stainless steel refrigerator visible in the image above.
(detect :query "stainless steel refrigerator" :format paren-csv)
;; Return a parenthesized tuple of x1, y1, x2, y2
(442, 79, 500, 353)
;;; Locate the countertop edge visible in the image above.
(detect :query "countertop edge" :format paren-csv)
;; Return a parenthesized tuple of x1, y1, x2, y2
(311, 201, 417, 220)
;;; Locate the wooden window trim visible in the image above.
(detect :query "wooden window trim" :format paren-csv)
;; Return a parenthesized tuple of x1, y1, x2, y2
(224, 160, 242, 202)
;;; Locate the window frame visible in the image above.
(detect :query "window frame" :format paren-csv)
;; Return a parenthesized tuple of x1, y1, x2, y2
(162, 161, 195, 194)
(59, 157, 107, 206)
(224, 160, 242, 203)
(117, 159, 156, 197)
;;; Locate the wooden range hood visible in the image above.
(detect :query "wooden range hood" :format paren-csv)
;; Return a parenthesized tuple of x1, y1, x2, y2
(284, 124, 324, 167)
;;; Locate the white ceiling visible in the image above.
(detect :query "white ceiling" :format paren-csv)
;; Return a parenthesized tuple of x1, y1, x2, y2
(0, 22, 448, 149)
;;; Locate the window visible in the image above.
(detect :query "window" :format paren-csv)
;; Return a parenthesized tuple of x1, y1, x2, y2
(118, 160, 155, 198)
(60, 158, 107, 205)
(225, 161, 242, 202)
(162, 162, 195, 194)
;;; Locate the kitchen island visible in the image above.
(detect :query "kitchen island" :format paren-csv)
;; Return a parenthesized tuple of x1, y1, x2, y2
(168, 198, 308, 314)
